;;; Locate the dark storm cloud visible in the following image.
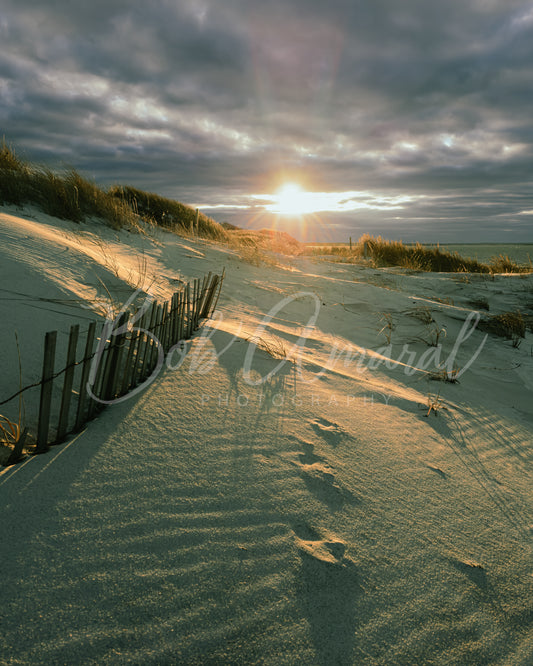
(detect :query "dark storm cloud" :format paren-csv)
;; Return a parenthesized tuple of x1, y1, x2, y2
(1, 0, 533, 240)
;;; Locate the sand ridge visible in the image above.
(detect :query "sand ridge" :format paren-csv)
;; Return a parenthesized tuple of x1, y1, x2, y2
(1, 205, 532, 664)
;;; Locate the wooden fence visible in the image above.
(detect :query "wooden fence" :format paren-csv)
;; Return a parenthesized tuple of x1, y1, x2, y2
(26, 270, 224, 456)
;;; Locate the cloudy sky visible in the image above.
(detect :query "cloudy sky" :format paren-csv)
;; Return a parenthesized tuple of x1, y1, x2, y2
(1, 0, 533, 242)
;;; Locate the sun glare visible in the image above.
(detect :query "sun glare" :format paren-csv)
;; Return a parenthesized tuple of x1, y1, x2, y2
(253, 185, 417, 219)
(271, 183, 307, 215)
(268, 182, 324, 216)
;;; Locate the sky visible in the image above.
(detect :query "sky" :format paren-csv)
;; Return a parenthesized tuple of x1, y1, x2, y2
(1, 0, 533, 242)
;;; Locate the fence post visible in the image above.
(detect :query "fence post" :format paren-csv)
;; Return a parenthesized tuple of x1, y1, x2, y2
(177, 289, 185, 342)
(75, 321, 96, 431)
(211, 268, 225, 316)
(200, 274, 217, 319)
(160, 301, 170, 352)
(185, 282, 193, 338)
(199, 272, 212, 317)
(148, 305, 163, 373)
(140, 302, 158, 381)
(191, 279, 198, 331)
(170, 292, 179, 347)
(87, 321, 109, 419)
(101, 312, 130, 401)
(56, 324, 80, 443)
(201, 270, 224, 320)
(121, 313, 144, 395)
(36, 330, 57, 453)
(190, 280, 197, 334)
(195, 278, 202, 328)
(127, 307, 148, 390)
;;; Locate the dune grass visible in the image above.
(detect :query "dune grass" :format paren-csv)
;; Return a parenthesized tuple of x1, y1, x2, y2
(110, 185, 228, 241)
(306, 234, 531, 274)
(479, 310, 526, 340)
(0, 140, 228, 241)
(0, 140, 140, 229)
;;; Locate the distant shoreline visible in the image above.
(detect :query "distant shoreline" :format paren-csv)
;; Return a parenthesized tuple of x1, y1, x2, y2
(304, 241, 533, 246)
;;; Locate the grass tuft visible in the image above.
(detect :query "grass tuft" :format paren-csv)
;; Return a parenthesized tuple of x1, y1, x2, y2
(479, 311, 526, 340)
(0, 332, 27, 465)
(247, 334, 288, 360)
(423, 392, 448, 417)
(489, 254, 531, 274)
(305, 234, 532, 274)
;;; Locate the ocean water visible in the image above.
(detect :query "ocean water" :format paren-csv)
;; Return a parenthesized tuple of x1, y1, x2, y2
(430, 244, 533, 266)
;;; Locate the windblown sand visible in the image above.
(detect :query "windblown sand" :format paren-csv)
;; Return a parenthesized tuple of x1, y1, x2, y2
(1, 207, 532, 665)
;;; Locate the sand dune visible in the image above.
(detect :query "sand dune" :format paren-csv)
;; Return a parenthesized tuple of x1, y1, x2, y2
(1, 206, 532, 664)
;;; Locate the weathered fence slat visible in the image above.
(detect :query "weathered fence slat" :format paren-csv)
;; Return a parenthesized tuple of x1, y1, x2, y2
(200, 276, 214, 319)
(149, 304, 163, 373)
(75, 321, 96, 431)
(140, 302, 158, 381)
(36, 330, 57, 452)
(199, 272, 212, 317)
(161, 302, 171, 352)
(56, 324, 80, 443)
(121, 311, 145, 395)
(193, 278, 200, 330)
(167, 299, 175, 348)
(128, 309, 148, 390)
(178, 291, 185, 342)
(174, 291, 181, 344)
(102, 312, 130, 401)
(186, 283, 193, 338)
(211, 268, 225, 315)
(201, 275, 219, 319)
(189, 280, 195, 334)
(133, 304, 152, 385)
(87, 323, 108, 419)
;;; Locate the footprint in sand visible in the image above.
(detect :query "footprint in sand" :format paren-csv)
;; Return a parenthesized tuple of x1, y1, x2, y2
(292, 522, 349, 565)
(292, 520, 323, 541)
(298, 441, 323, 465)
(293, 523, 363, 665)
(299, 462, 359, 509)
(311, 417, 346, 446)
(285, 439, 359, 508)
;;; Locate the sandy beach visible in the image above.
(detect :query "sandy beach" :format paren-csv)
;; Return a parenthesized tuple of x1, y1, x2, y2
(1, 206, 532, 665)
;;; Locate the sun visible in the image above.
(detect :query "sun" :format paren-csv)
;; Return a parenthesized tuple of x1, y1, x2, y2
(258, 181, 338, 219)
(271, 182, 312, 216)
